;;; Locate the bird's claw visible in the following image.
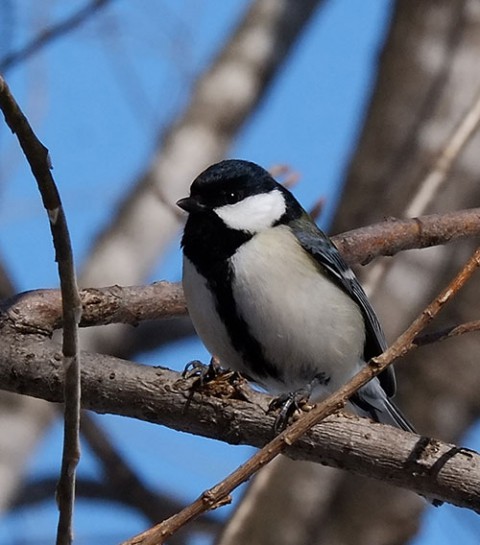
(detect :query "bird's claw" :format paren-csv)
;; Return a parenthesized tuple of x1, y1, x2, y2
(181, 358, 252, 409)
(182, 358, 222, 383)
(268, 388, 312, 433)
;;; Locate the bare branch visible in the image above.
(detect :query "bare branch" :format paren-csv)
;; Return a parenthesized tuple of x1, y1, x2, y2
(0, 0, 115, 72)
(0, 332, 478, 517)
(1, 208, 479, 336)
(332, 207, 480, 265)
(0, 75, 81, 545)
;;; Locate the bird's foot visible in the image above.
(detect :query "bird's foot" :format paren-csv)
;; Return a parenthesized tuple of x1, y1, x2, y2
(181, 358, 252, 407)
(182, 358, 222, 383)
(268, 387, 313, 433)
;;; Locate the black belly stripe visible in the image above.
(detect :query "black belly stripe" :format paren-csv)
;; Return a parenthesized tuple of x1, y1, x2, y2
(182, 213, 282, 382)
(207, 259, 282, 381)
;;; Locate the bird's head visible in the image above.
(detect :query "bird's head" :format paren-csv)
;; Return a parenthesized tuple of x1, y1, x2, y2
(177, 159, 301, 234)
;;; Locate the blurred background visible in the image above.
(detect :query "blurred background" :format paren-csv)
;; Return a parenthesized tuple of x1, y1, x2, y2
(0, 1, 480, 544)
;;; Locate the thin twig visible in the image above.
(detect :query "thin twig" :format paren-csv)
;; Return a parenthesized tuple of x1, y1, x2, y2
(414, 319, 480, 347)
(0, 76, 82, 545)
(0, 0, 114, 72)
(363, 87, 480, 296)
(121, 246, 480, 544)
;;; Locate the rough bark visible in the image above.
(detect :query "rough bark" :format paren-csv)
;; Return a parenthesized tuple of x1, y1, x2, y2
(0, 325, 478, 511)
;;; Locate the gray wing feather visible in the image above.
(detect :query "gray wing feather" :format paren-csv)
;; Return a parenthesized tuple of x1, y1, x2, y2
(291, 219, 396, 397)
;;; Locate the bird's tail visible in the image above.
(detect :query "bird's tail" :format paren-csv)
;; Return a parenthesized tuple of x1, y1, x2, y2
(351, 378, 416, 433)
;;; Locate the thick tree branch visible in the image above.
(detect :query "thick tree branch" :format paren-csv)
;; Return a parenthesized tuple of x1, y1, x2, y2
(0, 333, 478, 515)
(2, 221, 480, 538)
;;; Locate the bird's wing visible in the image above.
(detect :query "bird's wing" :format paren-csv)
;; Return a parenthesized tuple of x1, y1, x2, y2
(291, 218, 396, 397)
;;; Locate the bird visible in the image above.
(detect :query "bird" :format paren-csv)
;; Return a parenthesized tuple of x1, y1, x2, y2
(176, 159, 415, 433)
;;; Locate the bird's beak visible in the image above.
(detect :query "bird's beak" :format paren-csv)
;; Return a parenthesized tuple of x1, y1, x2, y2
(176, 196, 207, 214)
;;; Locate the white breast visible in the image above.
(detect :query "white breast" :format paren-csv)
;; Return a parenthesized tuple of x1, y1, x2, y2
(182, 226, 366, 398)
(230, 226, 366, 394)
(182, 256, 245, 373)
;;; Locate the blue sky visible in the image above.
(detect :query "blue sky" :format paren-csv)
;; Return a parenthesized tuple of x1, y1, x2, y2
(0, 1, 478, 544)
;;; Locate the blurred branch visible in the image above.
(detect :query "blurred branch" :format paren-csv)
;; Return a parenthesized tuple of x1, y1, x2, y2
(0, 75, 81, 545)
(79, 412, 219, 544)
(10, 475, 217, 545)
(414, 320, 480, 347)
(9, 413, 219, 545)
(80, 0, 325, 290)
(364, 85, 480, 295)
(11, 476, 123, 506)
(405, 88, 480, 218)
(314, 3, 480, 544)
(0, 259, 15, 299)
(0, 0, 115, 72)
(74, 0, 326, 365)
(79, 413, 187, 525)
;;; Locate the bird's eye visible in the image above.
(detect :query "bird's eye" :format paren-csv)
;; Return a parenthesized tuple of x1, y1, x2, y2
(225, 190, 238, 204)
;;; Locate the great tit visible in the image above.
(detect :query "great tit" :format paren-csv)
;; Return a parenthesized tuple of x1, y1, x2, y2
(177, 159, 414, 432)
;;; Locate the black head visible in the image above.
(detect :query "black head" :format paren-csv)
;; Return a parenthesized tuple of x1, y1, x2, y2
(177, 159, 302, 233)
(177, 160, 279, 212)
(178, 160, 306, 274)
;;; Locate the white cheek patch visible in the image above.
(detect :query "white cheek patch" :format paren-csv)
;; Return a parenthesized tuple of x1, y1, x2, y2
(214, 189, 286, 233)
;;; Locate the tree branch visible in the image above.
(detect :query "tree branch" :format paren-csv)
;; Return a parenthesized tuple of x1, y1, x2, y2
(1, 208, 479, 335)
(3, 237, 480, 535)
(0, 75, 81, 545)
(332, 207, 480, 265)
(0, 332, 478, 516)
(0, 0, 115, 72)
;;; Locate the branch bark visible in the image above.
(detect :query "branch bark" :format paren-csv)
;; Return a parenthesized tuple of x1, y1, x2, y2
(0, 332, 478, 515)
(2, 207, 479, 335)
